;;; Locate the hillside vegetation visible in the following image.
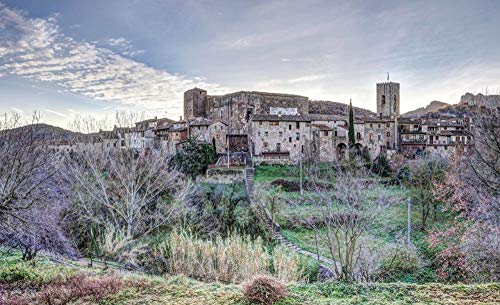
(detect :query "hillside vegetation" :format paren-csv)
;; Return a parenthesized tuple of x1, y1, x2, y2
(1, 254, 498, 305)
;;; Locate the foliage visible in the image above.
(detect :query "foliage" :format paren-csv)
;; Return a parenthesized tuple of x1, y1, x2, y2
(371, 153, 392, 177)
(1, 253, 499, 305)
(173, 137, 216, 178)
(348, 100, 355, 150)
(145, 230, 304, 283)
(242, 275, 287, 305)
(194, 182, 261, 236)
(406, 153, 448, 230)
(430, 143, 499, 282)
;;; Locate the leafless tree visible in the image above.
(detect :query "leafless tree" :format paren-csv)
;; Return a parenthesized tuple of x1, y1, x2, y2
(0, 112, 75, 259)
(466, 106, 499, 219)
(0, 112, 61, 221)
(65, 145, 195, 252)
(305, 163, 397, 281)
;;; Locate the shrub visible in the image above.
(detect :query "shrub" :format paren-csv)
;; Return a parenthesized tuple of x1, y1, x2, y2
(242, 275, 287, 305)
(39, 273, 127, 305)
(0, 263, 39, 283)
(146, 230, 303, 283)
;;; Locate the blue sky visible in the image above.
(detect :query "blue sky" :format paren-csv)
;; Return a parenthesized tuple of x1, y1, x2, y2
(1, 0, 499, 128)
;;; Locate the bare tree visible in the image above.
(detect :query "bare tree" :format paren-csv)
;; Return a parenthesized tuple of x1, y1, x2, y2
(0, 112, 75, 259)
(66, 145, 194, 252)
(0, 112, 61, 221)
(305, 163, 396, 281)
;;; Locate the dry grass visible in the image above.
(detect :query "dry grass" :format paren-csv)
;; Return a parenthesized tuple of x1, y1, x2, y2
(157, 230, 304, 283)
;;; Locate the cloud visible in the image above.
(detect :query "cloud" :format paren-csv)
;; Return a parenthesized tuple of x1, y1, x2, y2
(0, 4, 228, 113)
(10, 106, 24, 114)
(44, 108, 68, 118)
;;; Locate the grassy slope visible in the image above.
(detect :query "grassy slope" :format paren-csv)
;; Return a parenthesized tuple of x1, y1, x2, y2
(254, 165, 453, 283)
(1, 255, 498, 305)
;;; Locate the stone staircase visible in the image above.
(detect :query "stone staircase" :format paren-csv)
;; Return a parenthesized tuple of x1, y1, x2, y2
(244, 158, 337, 280)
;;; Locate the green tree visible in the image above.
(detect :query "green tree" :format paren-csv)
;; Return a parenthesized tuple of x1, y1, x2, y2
(174, 138, 216, 179)
(348, 99, 355, 149)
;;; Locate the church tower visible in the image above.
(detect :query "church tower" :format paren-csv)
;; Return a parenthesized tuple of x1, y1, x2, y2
(376, 75, 400, 119)
(184, 88, 207, 120)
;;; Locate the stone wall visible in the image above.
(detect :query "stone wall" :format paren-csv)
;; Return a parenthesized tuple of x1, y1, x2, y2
(250, 118, 313, 164)
(206, 91, 310, 134)
(184, 88, 207, 120)
(376, 82, 400, 119)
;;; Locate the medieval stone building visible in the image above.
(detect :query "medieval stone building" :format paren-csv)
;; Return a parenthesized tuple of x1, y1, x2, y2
(54, 78, 472, 164)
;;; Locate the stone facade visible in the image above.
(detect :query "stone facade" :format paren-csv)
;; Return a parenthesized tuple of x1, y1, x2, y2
(55, 78, 473, 164)
(376, 82, 400, 119)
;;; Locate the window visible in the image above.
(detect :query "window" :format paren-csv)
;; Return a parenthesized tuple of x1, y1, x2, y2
(265, 131, 268, 136)
(386, 122, 390, 128)
(276, 143, 281, 152)
(378, 135, 381, 140)
(301, 145, 304, 153)
(296, 122, 300, 129)
(356, 132, 361, 140)
(378, 124, 381, 128)
(270, 121, 279, 126)
(259, 121, 262, 125)
(334, 130, 338, 137)
(386, 132, 390, 137)
(264, 142, 268, 148)
(289, 137, 292, 143)
(296, 133, 300, 141)
(381, 95, 386, 105)
(289, 124, 292, 130)
(324, 131, 328, 136)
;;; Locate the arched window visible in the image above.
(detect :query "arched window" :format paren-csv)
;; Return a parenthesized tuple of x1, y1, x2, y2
(381, 95, 386, 105)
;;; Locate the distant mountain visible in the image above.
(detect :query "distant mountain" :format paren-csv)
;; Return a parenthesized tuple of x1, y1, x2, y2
(402, 101, 449, 118)
(460, 92, 500, 108)
(310, 100, 376, 119)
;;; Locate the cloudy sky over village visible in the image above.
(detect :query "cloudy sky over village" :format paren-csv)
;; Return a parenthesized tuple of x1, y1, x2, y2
(0, 0, 499, 127)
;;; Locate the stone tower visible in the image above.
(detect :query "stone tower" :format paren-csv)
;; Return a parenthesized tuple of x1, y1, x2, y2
(184, 88, 207, 120)
(376, 81, 400, 119)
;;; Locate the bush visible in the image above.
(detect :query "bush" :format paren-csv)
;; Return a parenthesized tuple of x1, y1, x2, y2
(0, 263, 39, 283)
(145, 230, 304, 283)
(242, 275, 287, 305)
(39, 273, 127, 305)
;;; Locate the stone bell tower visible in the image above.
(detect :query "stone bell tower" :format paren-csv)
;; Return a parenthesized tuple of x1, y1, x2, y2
(376, 74, 400, 119)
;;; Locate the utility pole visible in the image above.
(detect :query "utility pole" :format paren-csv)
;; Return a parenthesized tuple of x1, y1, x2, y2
(227, 136, 230, 169)
(299, 138, 303, 195)
(407, 198, 412, 246)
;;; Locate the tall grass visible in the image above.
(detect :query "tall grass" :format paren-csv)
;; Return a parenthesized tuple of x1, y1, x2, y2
(157, 230, 304, 283)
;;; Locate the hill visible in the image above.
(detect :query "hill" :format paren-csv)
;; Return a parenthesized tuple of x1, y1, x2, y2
(309, 100, 376, 119)
(0, 123, 82, 142)
(402, 100, 449, 118)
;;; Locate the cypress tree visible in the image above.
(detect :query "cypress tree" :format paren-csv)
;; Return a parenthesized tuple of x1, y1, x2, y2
(348, 99, 355, 149)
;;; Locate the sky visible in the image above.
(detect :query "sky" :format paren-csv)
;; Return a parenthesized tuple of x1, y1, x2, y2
(0, 0, 499, 128)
